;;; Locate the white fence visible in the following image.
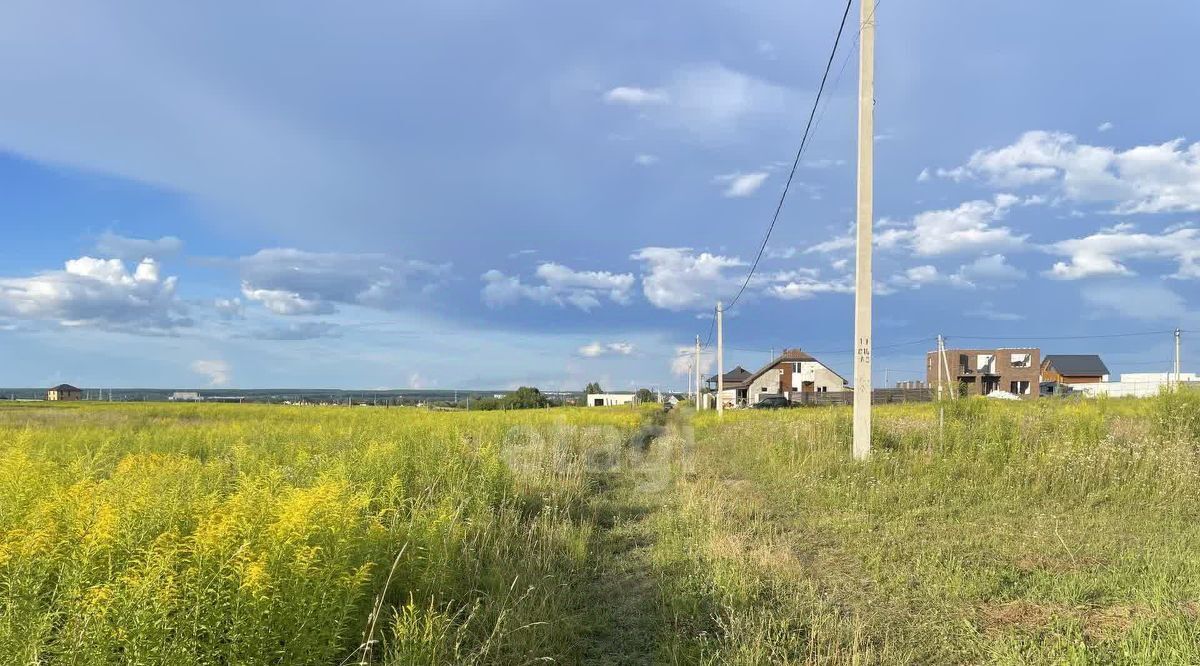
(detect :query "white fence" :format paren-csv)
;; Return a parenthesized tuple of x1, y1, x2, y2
(1071, 379, 1200, 398)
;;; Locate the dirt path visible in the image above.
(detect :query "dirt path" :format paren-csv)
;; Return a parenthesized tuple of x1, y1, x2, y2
(575, 410, 684, 665)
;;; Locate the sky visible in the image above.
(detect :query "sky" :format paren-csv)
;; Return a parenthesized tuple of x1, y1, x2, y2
(1, 0, 1199, 391)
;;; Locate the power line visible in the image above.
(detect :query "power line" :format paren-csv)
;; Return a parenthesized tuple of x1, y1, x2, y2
(945, 330, 1175, 341)
(723, 0, 856, 312)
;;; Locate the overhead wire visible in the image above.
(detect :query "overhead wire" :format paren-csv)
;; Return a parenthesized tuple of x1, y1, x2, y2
(722, 0, 856, 313)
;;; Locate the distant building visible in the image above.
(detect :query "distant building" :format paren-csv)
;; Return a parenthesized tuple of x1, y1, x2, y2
(169, 391, 203, 402)
(1041, 354, 1110, 384)
(46, 384, 81, 401)
(927, 347, 1040, 398)
(710, 350, 846, 408)
(1069, 371, 1198, 398)
(586, 393, 635, 407)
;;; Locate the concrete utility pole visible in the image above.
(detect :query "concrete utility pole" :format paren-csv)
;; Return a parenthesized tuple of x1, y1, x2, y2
(695, 335, 701, 410)
(851, 0, 875, 461)
(1175, 328, 1182, 388)
(716, 301, 724, 418)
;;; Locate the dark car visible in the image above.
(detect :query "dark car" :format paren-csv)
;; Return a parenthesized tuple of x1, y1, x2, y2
(752, 395, 792, 409)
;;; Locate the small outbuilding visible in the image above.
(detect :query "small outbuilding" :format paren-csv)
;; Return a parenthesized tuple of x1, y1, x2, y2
(47, 384, 81, 401)
(586, 393, 636, 407)
(1041, 355, 1110, 384)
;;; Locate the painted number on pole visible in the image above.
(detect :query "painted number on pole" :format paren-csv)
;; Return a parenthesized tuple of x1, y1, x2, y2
(857, 337, 871, 364)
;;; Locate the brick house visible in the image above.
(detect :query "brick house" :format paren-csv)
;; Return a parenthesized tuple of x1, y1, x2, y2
(926, 347, 1040, 398)
(47, 384, 81, 401)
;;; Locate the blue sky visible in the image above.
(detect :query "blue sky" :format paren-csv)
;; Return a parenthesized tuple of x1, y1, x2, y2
(2, 0, 1198, 391)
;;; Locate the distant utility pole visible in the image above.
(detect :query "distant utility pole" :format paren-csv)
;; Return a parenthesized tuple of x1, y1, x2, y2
(716, 301, 725, 418)
(695, 335, 701, 410)
(1175, 328, 1182, 388)
(851, 0, 876, 461)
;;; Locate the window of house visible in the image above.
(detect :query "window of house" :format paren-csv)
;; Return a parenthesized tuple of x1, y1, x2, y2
(1010, 353, 1031, 368)
(977, 354, 995, 373)
(1010, 380, 1031, 395)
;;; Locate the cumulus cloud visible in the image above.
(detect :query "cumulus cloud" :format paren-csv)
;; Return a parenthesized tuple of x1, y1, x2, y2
(0, 256, 188, 331)
(876, 195, 1029, 256)
(1045, 224, 1200, 280)
(214, 297, 244, 320)
(953, 254, 1027, 286)
(93, 232, 183, 261)
(769, 274, 854, 300)
(631, 247, 744, 310)
(633, 153, 659, 166)
(191, 359, 231, 386)
(1097, 121, 1115, 133)
(578, 341, 635, 357)
(939, 130, 1200, 214)
(715, 171, 769, 197)
(603, 86, 669, 105)
(237, 248, 449, 315)
(481, 262, 634, 311)
(241, 285, 333, 315)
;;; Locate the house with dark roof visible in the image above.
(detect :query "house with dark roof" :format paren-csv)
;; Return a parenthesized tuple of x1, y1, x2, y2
(713, 350, 846, 408)
(47, 384, 81, 401)
(705, 366, 752, 390)
(1041, 354, 1110, 385)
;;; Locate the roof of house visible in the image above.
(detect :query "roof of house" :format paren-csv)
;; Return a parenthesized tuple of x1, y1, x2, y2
(741, 349, 846, 387)
(1042, 354, 1110, 377)
(707, 366, 754, 385)
(49, 383, 80, 392)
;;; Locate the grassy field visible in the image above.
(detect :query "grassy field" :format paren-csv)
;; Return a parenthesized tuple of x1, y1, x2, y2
(2, 393, 1199, 664)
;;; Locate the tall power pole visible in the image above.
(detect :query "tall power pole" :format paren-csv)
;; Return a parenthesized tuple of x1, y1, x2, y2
(1175, 328, 1182, 388)
(695, 335, 701, 410)
(852, 0, 876, 461)
(716, 302, 725, 418)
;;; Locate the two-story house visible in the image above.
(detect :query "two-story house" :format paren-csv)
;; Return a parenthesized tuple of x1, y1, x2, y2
(926, 347, 1040, 398)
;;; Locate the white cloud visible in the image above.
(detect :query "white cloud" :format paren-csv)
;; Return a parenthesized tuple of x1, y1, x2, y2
(631, 247, 744, 310)
(0, 256, 187, 331)
(578, 341, 635, 357)
(880, 196, 1029, 256)
(803, 158, 845, 169)
(769, 275, 854, 300)
(214, 297, 244, 320)
(940, 130, 1200, 214)
(917, 168, 931, 182)
(1045, 225, 1200, 280)
(93, 232, 183, 261)
(603, 86, 669, 105)
(408, 372, 426, 389)
(953, 254, 1027, 286)
(764, 246, 797, 260)
(633, 153, 659, 166)
(237, 248, 449, 315)
(1081, 282, 1186, 320)
(191, 359, 231, 387)
(481, 262, 634, 311)
(241, 284, 332, 315)
(1098, 121, 1115, 133)
(605, 64, 791, 139)
(715, 171, 769, 197)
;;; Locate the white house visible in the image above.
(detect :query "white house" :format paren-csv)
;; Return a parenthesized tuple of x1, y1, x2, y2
(709, 349, 846, 408)
(586, 393, 636, 407)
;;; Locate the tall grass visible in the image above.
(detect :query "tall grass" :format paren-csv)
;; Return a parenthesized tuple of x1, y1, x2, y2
(651, 391, 1200, 664)
(0, 403, 645, 664)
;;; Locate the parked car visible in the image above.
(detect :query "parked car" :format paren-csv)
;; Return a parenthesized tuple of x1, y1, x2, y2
(752, 395, 793, 409)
